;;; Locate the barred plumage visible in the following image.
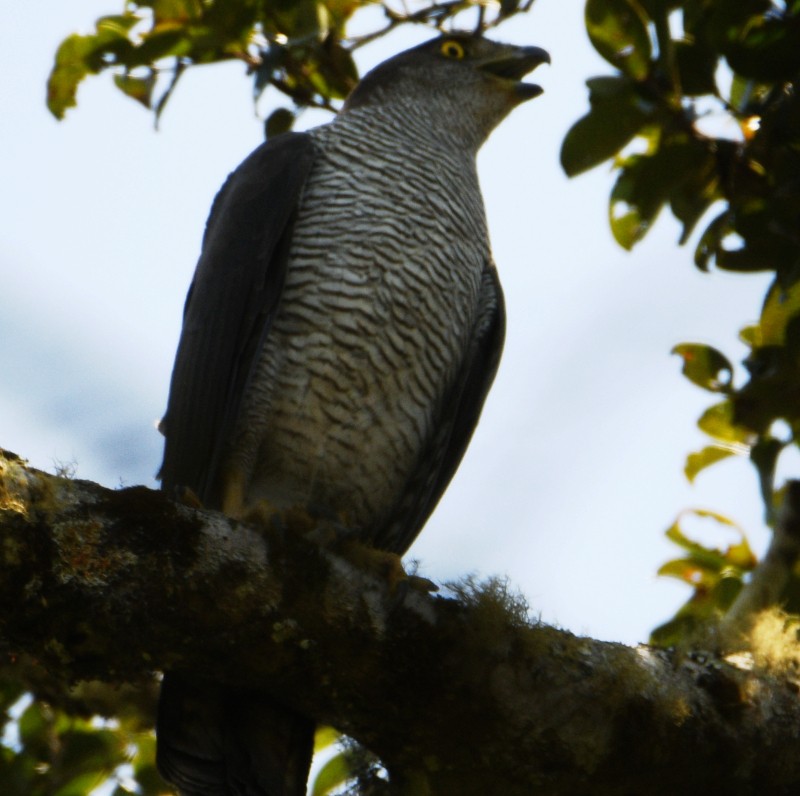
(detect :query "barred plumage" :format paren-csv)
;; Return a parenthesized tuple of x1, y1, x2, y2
(157, 32, 548, 796)
(225, 107, 490, 551)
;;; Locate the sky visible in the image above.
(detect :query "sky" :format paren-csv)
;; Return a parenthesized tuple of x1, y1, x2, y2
(0, 1, 780, 645)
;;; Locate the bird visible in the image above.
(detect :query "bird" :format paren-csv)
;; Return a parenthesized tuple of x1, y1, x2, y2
(156, 32, 549, 796)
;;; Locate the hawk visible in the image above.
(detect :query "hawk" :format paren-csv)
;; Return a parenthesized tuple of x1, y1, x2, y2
(157, 32, 548, 796)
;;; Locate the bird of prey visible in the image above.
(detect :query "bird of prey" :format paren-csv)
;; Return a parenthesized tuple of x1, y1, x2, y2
(157, 32, 548, 796)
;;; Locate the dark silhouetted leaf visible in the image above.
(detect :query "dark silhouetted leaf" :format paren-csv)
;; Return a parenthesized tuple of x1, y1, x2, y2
(669, 149, 719, 245)
(610, 139, 711, 248)
(674, 39, 718, 96)
(722, 13, 800, 83)
(694, 211, 732, 271)
(266, 107, 295, 138)
(560, 77, 653, 176)
(136, 28, 190, 62)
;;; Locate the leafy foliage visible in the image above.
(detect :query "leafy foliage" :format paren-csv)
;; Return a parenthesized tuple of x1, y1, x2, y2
(31, 0, 800, 792)
(0, 673, 163, 796)
(651, 509, 756, 646)
(563, 0, 800, 644)
(47, 0, 537, 129)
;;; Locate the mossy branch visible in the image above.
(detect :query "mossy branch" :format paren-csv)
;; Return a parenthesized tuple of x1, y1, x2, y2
(2, 448, 800, 795)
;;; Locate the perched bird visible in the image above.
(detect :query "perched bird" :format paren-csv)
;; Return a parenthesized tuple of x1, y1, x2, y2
(157, 32, 548, 796)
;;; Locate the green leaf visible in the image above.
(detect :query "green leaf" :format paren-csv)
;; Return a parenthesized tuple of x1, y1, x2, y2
(311, 39, 359, 99)
(585, 0, 653, 80)
(53, 770, 107, 796)
(650, 575, 745, 646)
(684, 445, 739, 483)
(608, 208, 645, 249)
(60, 727, 121, 773)
(657, 557, 724, 588)
(666, 508, 755, 568)
(672, 343, 733, 392)
(650, 614, 696, 646)
(96, 14, 142, 35)
(313, 726, 340, 753)
(697, 401, 754, 444)
(739, 324, 761, 348)
(759, 278, 800, 347)
(47, 34, 100, 119)
(666, 509, 741, 563)
(18, 701, 50, 757)
(560, 76, 652, 177)
(311, 752, 353, 796)
(729, 74, 771, 115)
(47, 13, 142, 119)
(113, 72, 156, 108)
(151, 0, 203, 24)
(130, 733, 169, 795)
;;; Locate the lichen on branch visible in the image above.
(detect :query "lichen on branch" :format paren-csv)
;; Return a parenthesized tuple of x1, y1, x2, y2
(2, 448, 800, 794)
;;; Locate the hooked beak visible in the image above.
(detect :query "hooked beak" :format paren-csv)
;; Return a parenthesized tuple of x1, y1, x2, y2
(479, 45, 551, 100)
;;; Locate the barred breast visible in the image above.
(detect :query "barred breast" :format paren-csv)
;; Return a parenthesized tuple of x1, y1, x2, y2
(225, 106, 491, 547)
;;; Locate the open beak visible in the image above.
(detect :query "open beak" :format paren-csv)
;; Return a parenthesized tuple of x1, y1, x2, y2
(479, 45, 551, 100)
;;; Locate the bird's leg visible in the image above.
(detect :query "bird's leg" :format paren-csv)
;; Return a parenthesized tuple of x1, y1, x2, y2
(220, 468, 337, 537)
(175, 486, 204, 509)
(220, 468, 288, 528)
(220, 466, 249, 518)
(221, 471, 435, 592)
(336, 541, 438, 596)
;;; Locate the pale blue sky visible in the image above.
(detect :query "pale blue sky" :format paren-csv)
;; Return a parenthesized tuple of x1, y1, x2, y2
(0, 1, 778, 643)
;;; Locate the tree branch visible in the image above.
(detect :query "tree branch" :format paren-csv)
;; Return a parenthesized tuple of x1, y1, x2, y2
(2, 448, 800, 794)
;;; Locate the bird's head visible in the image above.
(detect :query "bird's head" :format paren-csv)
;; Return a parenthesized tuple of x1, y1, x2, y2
(343, 34, 550, 150)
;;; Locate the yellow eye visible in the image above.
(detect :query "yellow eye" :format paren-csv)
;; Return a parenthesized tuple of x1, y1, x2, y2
(440, 40, 465, 60)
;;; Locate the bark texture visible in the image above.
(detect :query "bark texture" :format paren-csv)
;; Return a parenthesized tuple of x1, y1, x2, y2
(2, 448, 800, 795)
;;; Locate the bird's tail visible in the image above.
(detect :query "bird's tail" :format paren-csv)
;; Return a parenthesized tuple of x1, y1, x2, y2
(157, 673, 315, 796)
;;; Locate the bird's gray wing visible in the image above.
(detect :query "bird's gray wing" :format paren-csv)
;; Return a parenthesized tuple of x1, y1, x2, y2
(159, 132, 316, 506)
(380, 264, 506, 554)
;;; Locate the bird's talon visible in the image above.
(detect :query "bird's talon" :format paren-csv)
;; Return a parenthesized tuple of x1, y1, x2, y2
(407, 574, 439, 593)
(177, 486, 204, 509)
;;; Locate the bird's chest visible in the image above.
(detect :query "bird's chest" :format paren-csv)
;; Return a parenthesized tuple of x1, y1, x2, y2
(236, 142, 489, 526)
